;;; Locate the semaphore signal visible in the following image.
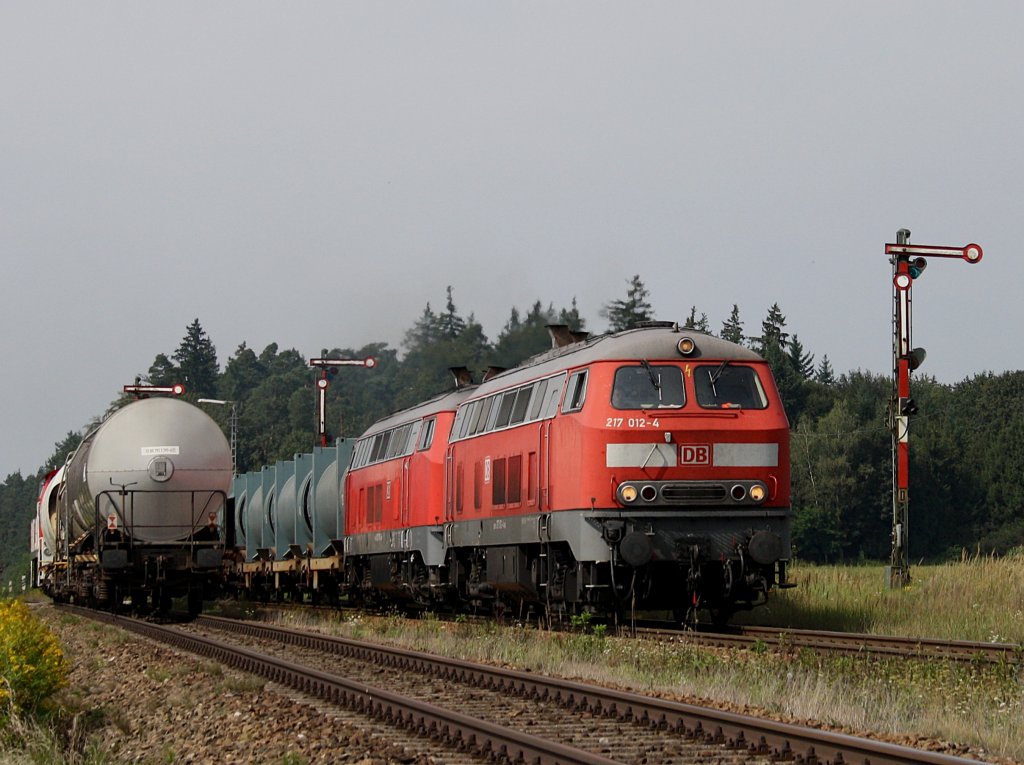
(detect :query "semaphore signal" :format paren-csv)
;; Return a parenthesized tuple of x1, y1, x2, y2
(308, 356, 376, 447)
(886, 229, 983, 589)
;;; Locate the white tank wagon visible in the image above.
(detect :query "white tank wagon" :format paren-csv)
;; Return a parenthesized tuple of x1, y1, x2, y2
(64, 398, 231, 541)
(48, 397, 233, 614)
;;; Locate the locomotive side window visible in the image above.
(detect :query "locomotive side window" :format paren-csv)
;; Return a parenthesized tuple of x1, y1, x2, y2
(542, 373, 567, 418)
(451, 372, 568, 442)
(473, 397, 494, 435)
(694, 364, 768, 409)
(528, 378, 550, 420)
(561, 370, 588, 414)
(418, 417, 436, 451)
(451, 407, 468, 440)
(494, 391, 518, 429)
(509, 386, 532, 425)
(611, 365, 685, 409)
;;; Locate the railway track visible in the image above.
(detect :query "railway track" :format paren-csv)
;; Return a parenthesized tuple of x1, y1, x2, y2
(242, 600, 1022, 664)
(112, 604, 992, 765)
(634, 623, 1023, 664)
(58, 603, 1007, 763)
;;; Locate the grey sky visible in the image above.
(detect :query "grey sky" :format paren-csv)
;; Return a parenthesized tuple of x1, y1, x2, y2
(2, 2, 1021, 479)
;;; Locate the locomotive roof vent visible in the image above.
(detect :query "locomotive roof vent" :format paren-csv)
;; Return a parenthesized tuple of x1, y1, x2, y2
(546, 324, 575, 348)
(631, 320, 679, 330)
(482, 366, 507, 382)
(449, 367, 474, 388)
(546, 324, 589, 349)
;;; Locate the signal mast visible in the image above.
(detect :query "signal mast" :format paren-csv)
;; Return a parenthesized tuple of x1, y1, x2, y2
(885, 229, 982, 588)
(308, 356, 376, 447)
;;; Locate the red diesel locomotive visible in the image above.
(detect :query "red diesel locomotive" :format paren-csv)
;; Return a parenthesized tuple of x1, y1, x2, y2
(342, 322, 792, 621)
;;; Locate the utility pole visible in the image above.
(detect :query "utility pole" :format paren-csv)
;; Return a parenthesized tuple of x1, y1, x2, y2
(308, 356, 376, 447)
(885, 230, 982, 588)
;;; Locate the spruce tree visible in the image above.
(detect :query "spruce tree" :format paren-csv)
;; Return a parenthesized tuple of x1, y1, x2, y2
(145, 353, 178, 387)
(815, 355, 836, 386)
(683, 306, 710, 333)
(600, 275, 653, 332)
(787, 334, 815, 379)
(755, 303, 789, 354)
(720, 304, 744, 345)
(173, 319, 219, 398)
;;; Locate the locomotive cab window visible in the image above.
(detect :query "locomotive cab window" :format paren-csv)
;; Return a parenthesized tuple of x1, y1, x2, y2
(694, 364, 768, 409)
(611, 365, 685, 409)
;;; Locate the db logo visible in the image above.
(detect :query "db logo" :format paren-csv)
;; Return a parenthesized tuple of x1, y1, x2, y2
(680, 444, 711, 465)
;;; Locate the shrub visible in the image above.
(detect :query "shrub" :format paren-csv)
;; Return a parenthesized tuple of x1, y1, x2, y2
(0, 599, 69, 719)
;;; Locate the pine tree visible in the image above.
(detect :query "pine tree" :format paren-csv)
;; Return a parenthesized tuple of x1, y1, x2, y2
(787, 334, 815, 379)
(438, 286, 467, 339)
(173, 319, 219, 398)
(145, 353, 178, 387)
(815, 355, 836, 386)
(600, 275, 653, 332)
(683, 306, 710, 333)
(403, 303, 442, 352)
(220, 342, 265, 401)
(558, 297, 585, 330)
(720, 304, 744, 345)
(755, 303, 789, 354)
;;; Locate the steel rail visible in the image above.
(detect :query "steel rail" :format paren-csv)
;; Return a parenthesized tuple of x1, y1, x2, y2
(636, 624, 1022, 664)
(57, 605, 619, 765)
(196, 614, 988, 765)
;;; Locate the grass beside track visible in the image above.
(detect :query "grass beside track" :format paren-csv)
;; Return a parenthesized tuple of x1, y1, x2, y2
(735, 553, 1024, 644)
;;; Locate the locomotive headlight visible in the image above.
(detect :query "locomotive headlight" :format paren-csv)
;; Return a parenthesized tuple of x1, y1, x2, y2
(676, 337, 697, 356)
(619, 484, 638, 503)
(749, 483, 767, 502)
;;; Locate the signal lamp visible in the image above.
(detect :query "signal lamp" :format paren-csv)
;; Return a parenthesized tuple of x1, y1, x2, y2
(640, 484, 658, 502)
(909, 257, 928, 279)
(619, 484, 638, 503)
(893, 273, 912, 290)
(900, 398, 919, 416)
(749, 483, 767, 502)
(316, 378, 329, 390)
(677, 337, 697, 356)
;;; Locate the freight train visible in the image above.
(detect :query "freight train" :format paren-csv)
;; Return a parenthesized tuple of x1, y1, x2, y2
(33, 322, 793, 623)
(33, 397, 232, 615)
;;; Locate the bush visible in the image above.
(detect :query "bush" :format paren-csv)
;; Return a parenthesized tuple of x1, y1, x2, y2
(0, 600, 69, 718)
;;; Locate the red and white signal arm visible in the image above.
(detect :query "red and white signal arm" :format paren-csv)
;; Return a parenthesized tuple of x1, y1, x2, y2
(885, 242, 983, 264)
(309, 356, 377, 369)
(123, 383, 186, 396)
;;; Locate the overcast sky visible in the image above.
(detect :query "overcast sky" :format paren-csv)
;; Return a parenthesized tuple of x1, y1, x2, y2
(2, 2, 1022, 479)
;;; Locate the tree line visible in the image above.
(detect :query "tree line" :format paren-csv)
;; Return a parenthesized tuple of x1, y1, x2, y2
(2, 275, 1021, 581)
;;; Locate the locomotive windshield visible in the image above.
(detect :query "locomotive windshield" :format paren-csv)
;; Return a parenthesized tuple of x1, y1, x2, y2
(611, 365, 685, 409)
(694, 364, 768, 409)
